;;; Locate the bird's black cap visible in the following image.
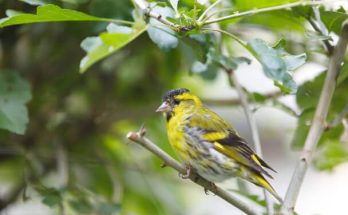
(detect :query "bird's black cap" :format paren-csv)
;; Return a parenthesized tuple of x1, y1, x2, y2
(162, 88, 190, 101)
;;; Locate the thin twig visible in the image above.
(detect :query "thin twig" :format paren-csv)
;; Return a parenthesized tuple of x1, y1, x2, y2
(134, 0, 180, 31)
(56, 142, 68, 189)
(202, 90, 283, 106)
(282, 20, 348, 214)
(326, 103, 348, 130)
(203, 1, 325, 25)
(228, 70, 274, 214)
(307, 18, 334, 55)
(126, 131, 259, 215)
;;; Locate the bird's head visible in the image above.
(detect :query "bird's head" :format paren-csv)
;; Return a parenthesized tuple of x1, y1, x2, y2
(156, 88, 202, 120)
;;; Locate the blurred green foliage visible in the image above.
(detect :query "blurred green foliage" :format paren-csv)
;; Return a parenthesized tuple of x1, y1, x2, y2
(0, 0, 347, 214)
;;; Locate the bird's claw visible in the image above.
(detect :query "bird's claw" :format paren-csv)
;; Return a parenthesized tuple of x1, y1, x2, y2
(179, 165, 192, 179)
(204, 182, 217, 195)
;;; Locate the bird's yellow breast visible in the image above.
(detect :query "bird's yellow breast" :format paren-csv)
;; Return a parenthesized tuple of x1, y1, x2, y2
(166, 112, 191, 161)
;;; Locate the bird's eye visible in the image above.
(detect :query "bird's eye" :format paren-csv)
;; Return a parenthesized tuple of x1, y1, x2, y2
(173, 99, 180, 105)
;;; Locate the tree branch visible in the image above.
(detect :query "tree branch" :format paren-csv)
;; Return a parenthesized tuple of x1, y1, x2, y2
(281, 19, 348, 214)
(126, 130, 260, 215)
(133, 0, 181, 31)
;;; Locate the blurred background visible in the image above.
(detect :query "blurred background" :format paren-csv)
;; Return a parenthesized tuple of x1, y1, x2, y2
(0, 0, 348, 214)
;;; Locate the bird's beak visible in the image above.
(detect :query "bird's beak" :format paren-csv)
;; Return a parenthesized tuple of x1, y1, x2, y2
(156, 101, 171, 113)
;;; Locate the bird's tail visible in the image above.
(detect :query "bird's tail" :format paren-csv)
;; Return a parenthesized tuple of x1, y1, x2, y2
(250, 171, 283, 203)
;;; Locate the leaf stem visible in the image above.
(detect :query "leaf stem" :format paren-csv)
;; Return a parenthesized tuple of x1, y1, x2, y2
(281, 19, 348, 214)
(197, 0, 224, 23)
(203, 1, 325, 25)
(201, 28, 247, 49)
(328, 103, 348, 129)
(126, 130, 259, 215)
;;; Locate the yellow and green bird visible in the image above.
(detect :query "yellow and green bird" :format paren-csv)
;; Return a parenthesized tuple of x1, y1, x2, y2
(156, 88, 282, 202)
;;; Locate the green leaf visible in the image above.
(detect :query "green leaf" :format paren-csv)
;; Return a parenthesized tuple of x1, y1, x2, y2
(0, 70, 31, 135)
(96, 202, 120, 215)
(249, 92, 267, 103)
(292, 67, 348, 149)
(79, 22, 147, 73)
(297, 66, 348, 118)
(337, 61, 348, 85)
(34, 185, 62, 208)
(247, 38, 306, 94)
(314, 141, 348, 171)
(320, 10, 348, 35)
(147, 5, 178, 51)
(291, 108, 344, 149)
(232, 0, 301, 11)
(191, 47, 250, 80)
(42, 193, 62, 207)
(69, 199, 93, 214)
(283, 54, 307, 71)
(207, 47, 251, 70)
(239, 10, 305, 32)
(0, 4, 131, 28)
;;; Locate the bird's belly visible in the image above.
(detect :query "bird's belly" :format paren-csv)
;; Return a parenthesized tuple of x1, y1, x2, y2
(178, 137, 239, 182)
(188, 148, 239, 182)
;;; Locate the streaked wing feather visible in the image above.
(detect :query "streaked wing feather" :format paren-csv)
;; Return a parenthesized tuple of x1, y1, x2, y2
(189, 106, 275, 177)
(214, 133, 273, 178)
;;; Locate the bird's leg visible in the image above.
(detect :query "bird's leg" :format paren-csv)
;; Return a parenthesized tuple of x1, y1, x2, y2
(204, 181, 217, 195)
(179, 165, 192, 179)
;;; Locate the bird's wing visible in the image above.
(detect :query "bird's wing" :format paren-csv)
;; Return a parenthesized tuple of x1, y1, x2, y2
(188, 107, 275, 177)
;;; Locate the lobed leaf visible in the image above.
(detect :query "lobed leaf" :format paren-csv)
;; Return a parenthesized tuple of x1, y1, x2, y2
(247, 38, 306, 94)
(79, 22, 148, 73)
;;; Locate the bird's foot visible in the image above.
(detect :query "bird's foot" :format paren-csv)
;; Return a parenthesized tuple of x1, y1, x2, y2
(179, 165, 192, 179)
(204, 182, 217, 195)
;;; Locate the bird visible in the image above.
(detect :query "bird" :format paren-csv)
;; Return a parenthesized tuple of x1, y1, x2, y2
(156, 88, 282, 202)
